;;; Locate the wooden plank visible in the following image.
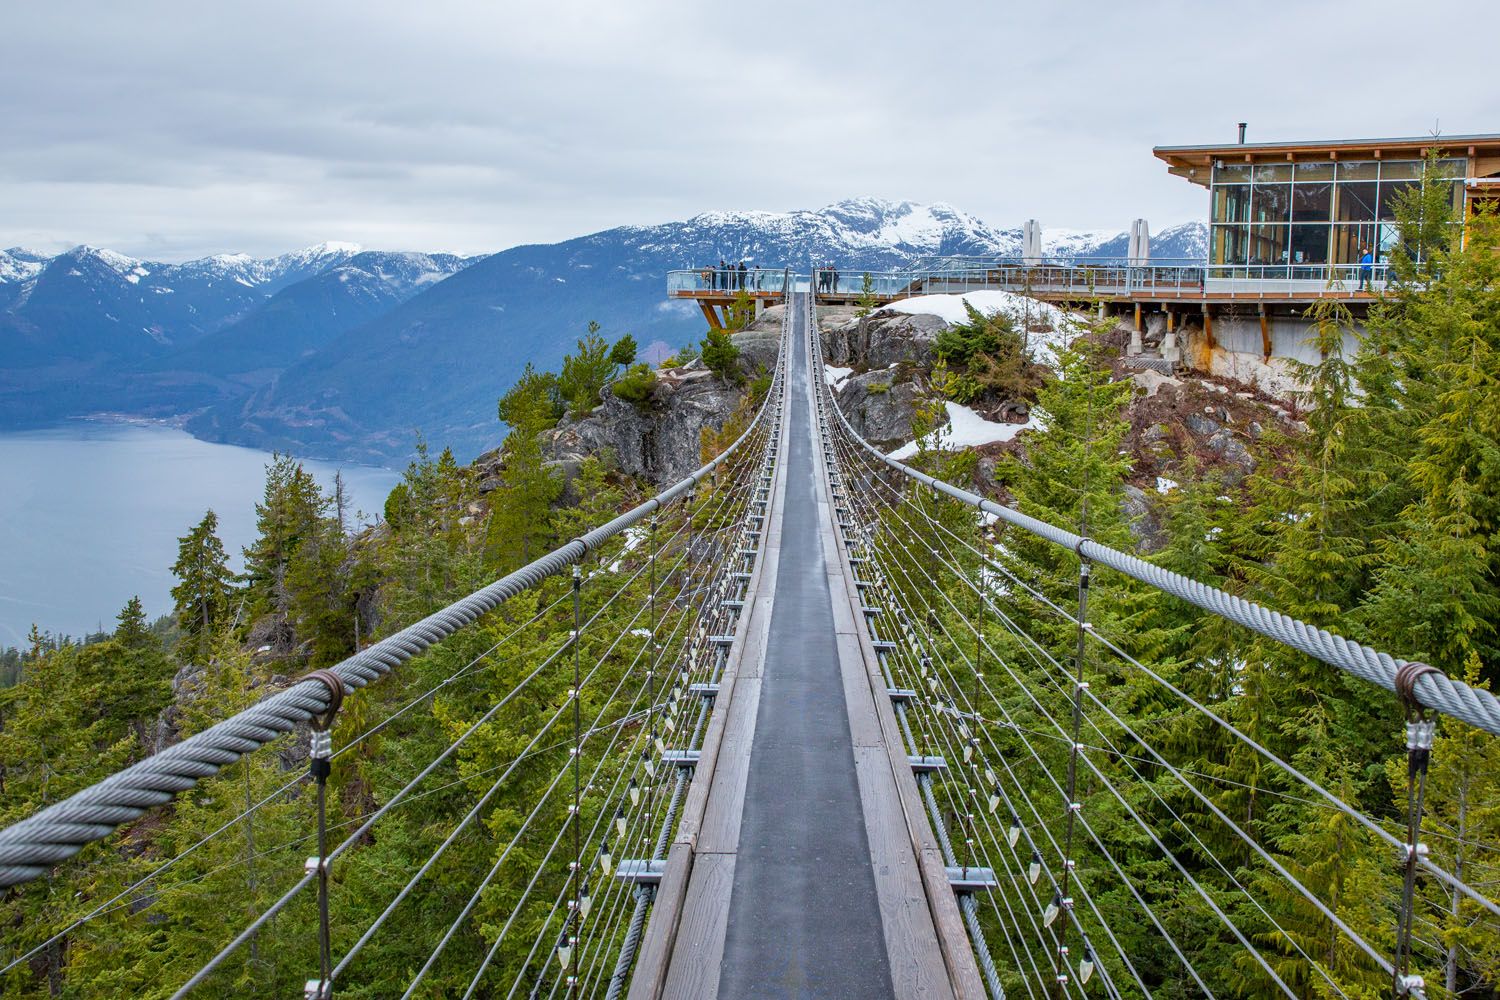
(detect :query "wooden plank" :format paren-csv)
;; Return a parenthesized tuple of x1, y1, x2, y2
(809, 392, 986, 999)
(630, 345, 794, 996)
(660, 853, 737, 1000)
(837, 632, 884, 749)
(625, 842, 694, 1000)
(695, 675, 762, 853)
(856, 747, 957, 1000)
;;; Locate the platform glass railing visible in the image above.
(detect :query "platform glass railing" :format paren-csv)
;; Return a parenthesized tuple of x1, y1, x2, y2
(668, 262, 1393, 301)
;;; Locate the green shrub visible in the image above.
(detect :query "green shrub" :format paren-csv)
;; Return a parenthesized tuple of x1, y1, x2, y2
(748, 364, 772, 403)
(611, 363, 658, 408)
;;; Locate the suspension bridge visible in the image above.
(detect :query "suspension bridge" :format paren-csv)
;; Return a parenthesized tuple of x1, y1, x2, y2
(1, 287, 1497, 999)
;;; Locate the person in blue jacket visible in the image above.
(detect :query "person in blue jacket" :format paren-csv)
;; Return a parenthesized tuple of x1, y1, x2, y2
(1358, 246, 1374, 291)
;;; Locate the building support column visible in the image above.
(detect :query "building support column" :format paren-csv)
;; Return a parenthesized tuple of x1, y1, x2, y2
(1203, 305, 1215, 352)
(1259, 307, 1272, 361)
(1128, 304, 1143, 356)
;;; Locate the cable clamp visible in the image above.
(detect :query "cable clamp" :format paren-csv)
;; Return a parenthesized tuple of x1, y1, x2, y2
(1393, 661, 1442, 718)
(300, 669, 345, 732)
(1402, 842, 1430, 864)
(1396, 974, 1427, 998)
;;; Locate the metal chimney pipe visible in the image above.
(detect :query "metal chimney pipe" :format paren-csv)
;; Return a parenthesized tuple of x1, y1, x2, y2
(1238, 122, 1247, 144)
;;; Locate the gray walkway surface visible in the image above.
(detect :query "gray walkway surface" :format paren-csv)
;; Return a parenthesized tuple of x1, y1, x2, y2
(716, 296, 896, 999)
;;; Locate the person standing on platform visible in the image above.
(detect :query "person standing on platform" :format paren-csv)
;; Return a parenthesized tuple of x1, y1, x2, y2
(1358, 246, 1374, 291)
(738, 260, 748, 291)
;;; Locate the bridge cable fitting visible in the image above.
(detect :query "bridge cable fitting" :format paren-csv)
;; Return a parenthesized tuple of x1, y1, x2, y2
(298, 669, 344, 1000)
(1393, 661, 1441, 999)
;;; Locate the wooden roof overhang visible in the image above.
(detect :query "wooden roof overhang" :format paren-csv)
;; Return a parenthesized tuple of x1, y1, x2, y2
(1154, 133, 1500, 188)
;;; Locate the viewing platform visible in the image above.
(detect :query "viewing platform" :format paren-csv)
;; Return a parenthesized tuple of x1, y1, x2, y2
(667, 261, 1388, 320)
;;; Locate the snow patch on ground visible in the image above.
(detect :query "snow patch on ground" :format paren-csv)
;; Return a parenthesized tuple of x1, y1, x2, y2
(1155, 477, 1179, 494)
(877, 290, 1079, 365)
(607, 526, 649, 573)
(888, 402, 1036, 460)
(823, 364, 853, 387)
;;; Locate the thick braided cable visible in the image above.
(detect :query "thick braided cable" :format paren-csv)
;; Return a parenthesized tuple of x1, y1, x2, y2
(0, 394, 774, 888)
(819, 354, 1500, 738)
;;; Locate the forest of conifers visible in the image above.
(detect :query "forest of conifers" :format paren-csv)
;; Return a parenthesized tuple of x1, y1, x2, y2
(1, 177, 1496, 998)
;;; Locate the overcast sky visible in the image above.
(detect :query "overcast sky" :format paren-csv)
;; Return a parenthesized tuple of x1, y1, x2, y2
(2, 1, 1494, 262)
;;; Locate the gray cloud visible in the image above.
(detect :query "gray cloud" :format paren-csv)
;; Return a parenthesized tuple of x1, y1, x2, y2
(3, 0, 1495, 260)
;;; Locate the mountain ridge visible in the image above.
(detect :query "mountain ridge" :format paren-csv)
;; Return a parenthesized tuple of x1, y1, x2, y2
(2, 201, 1207, 463)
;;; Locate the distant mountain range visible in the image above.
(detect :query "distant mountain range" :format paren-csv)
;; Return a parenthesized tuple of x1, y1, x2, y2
(0, 202, 1207, 464)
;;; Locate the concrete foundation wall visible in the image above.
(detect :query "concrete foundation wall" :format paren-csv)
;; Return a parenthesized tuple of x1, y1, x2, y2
(1160, 312, 1364, 399)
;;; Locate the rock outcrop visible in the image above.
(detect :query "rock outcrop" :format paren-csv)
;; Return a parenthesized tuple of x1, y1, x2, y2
(834, 368, 920, 449)
(542, 376, 746, 487)
(820, 309, 945, 370)
(535, 309, 784, 488)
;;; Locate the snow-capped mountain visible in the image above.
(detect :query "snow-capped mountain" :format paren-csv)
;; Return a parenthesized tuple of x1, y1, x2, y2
(0, 248, 46, 283)
(0, 243, 474, 430)
(634, 199, 1023, 266)
(150, 251, 474, 388)
(4, 201, 1207, 463)
(190, 202, 1207, 464)
(0, 241, 374, 365)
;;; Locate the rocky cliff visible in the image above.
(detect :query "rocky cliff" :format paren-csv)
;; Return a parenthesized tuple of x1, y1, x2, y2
(531, 313, 782, 488)
(817, 298, 1302, 551)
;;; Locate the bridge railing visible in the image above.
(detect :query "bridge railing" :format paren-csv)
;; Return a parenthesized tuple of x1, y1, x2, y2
(0, 320, 792, 999)
(672, 262, 1394, 303)
(665, 267, 791, 295)
(809, 309, 1496, 999)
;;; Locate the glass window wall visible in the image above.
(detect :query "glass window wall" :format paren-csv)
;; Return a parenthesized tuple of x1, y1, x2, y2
(1209, 155, 1466, 268)
(1251, 183, 1291, 224)
(1212, 224, 1248, 265)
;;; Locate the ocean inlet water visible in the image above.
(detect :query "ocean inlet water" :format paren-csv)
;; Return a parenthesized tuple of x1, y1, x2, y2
(0, 422, 401, 646)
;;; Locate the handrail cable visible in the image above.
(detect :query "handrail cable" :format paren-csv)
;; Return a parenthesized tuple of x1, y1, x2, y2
(0, 350, 780, 890)
(829, 389, 1500, 922)
(819, 346, 1500, 737)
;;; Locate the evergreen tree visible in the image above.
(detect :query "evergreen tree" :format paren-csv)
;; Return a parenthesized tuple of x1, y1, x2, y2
(608, 333, 638, 368)
(242, 455, 329, 622)
(726, 288, 755, 331)
(557, 323, 615, 415)
(700, 328, 742, 383)
(488, 368, 563, 570)
(855, 272, 878, 317)
(171, 509, 237, 654)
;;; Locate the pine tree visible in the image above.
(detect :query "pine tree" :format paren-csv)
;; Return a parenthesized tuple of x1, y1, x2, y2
(171, 509, 237, 654)
(242, 455, 329, 622)
(488, 368, 563, 571)
(557, 323, 615, 415)
(855, 272, 878, 317)
(700, 328, 742, 383)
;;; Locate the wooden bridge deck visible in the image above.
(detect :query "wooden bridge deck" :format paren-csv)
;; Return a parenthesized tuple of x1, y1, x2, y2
(627, 296, 982, 1000)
